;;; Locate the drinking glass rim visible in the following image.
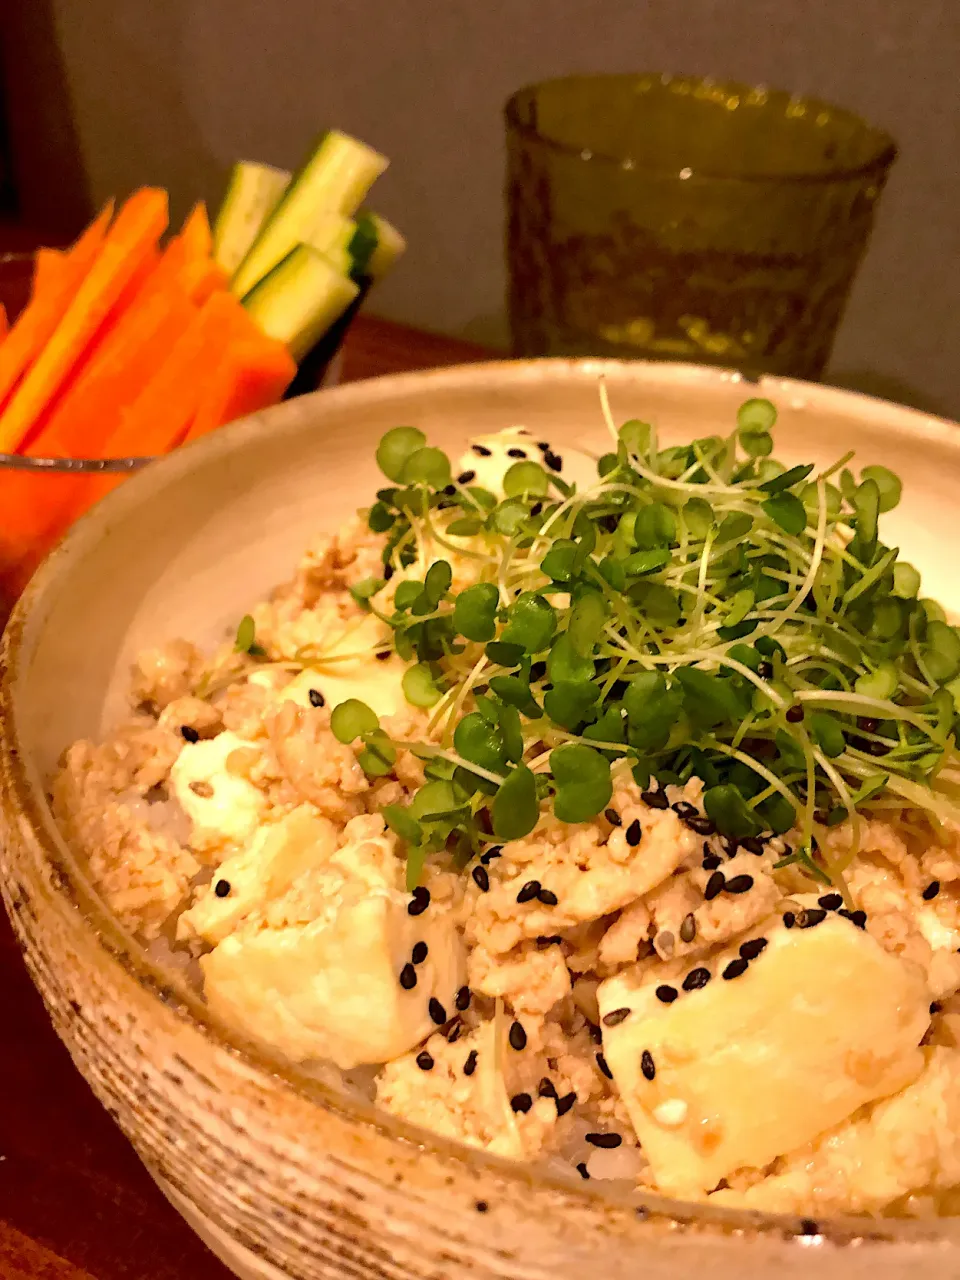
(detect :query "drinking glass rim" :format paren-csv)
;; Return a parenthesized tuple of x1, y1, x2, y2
(504, 72, 897, 185)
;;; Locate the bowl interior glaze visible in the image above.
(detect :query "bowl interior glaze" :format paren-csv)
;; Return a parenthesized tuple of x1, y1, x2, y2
(4, 358, 960, 1275)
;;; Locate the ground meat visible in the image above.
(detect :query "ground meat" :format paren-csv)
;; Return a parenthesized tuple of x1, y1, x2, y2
(266, 700, 369, 822)
(130, 639, 205, 711)
(599, 901, 652, 968)
(467, 940, 572, 1014)
(460, 772, 699, 957)
(647, 853, 780, 961)
(53, 739, 197, 938)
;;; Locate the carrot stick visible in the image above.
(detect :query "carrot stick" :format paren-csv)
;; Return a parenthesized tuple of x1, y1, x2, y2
(32, 247, 65, 296)
(0, 290, 199, 568)
(0, 303, 7, 344)
(183, 337, 296, 443)
(179, 202, 212, 262)
(0, 202, 113, 415)
(0, 188, 168, 453)
(102, 289, 246, 457)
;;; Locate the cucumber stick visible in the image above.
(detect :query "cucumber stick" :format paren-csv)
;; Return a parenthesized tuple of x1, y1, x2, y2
(242, 245, 359, 361)
(363, 213, 407, 280)
(231, 130, 388, 297)
(213, 162, 290, 275)
(302, 213, 356, 274)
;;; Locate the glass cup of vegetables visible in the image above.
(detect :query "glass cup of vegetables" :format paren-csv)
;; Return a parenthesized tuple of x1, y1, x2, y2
(505, 73, 897, 379)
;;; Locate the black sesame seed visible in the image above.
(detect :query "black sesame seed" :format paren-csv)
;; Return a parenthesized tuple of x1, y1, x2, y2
(672, 801, 698, 820)
(537, 887, 559, 906)
(740, 836, 765, 855)
(375, 650, 392, 661)
(702, 854, 722, 871)
(783, 911, 796, 928)
(723, 957, 749, 980)
(655, 984, 678, 1004)
(446, 1021, 462, 1043)
(640, 1050, 656, 1081)
(585, 1132, 622, 1149)
(641, 789, 669, 810)
(538, 1077, 558, 1099)
(399, 963, 417, 990)
(555, 1092, 577, 1116)
(705, 870, 726, 900)
(412, 941, 429, 965)
(683, 966, 711, 992)
(455, 985, 471, 1011)
(679, 913, 697, 944)
(511, 1092, 533, 1113)
(472, 444, 492, 457)
(507, 447, 527, 459)
(308, 688, 325, 708)
(785, 705, 804, 723)
(603, 1007, 631, 1028)
(457, 469, 476, 484)
(596, 1053, 613, 1081)
(536, 934, 564, 948)
(739, 937, 768, 960)
(544, 451, 563, 472)
(516, 880, 541, 904)
(509, 1020, 527, 1051)
(839, 907, 867, 929)
(463, 1049, 478, 1076)
(530, 501, 543, 517)
(818, 893, 843, 910)
(857, 716, 879, 733)
(931, 1001, 943, 1015)
(442, 483, 457, 496)
(625, 819, 642, 846)
(416, 1050, 434, 1071)
(799, 1218, 819, 1237)
(723, 837, 741, 857)
(923, 880, 941, 901)
(475, 1199, 488, 1213)
(428, 997, 447, 1025)
(472, 865, 490, 893)
(604, 807, 622, 826)
(214, 879, 231, 898)
(180, 725, 200, 743)
(576, 1161, 590, 1180)
(537, 440, 550, 451)
(796, 908, 827, 929)
(480, 845, 503, 864)
(383, 563, 395, 581)
(408, 887, 431, 916)
(725, 874, 754, 895)
(757, 661, 774, 679)
(685, 815, 716, 835)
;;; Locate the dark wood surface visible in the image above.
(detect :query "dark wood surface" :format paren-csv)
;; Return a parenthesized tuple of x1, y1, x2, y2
(0, 313, 490, 1279)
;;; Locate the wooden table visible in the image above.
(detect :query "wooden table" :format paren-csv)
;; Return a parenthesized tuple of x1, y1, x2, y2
(0, 314, 489, 1280)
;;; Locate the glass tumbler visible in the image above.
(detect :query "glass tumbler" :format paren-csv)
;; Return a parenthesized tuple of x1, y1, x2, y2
(505, 74, 897, 379)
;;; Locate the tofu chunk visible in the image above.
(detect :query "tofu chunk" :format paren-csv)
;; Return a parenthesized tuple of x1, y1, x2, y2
(170, 731, 266, 848)
(178, 806, 338, 945)
(280, 629, 408, 720)
(598, 913, 930, 1196)
(202, 881, 466, 1069)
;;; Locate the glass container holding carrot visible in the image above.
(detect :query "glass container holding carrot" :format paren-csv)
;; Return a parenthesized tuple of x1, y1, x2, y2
(0, 129, 405, 614)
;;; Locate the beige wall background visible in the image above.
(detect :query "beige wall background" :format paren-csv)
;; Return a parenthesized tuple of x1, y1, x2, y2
(51, 0, 958, 415)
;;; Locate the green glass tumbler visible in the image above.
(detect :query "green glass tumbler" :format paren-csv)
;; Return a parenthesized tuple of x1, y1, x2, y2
(505, 74, 897, 379)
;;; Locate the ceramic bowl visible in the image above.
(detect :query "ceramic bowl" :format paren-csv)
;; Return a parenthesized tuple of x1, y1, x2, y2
(2, 359, 960, 1280)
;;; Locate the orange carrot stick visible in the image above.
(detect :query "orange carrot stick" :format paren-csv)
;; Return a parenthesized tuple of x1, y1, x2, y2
(0, 189, 168, 452)
(0, 202, 113, 415)
(179, 202, 212, 262)
(0, 303, 7, 344)
(183, 337, 296, 443)
(32, 247, 65, 297)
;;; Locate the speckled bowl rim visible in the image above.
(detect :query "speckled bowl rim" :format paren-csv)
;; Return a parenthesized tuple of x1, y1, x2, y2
(3, 357, 960, 1251)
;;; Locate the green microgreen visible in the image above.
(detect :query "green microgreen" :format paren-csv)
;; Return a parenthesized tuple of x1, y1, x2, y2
(335, 399, 960, 893)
